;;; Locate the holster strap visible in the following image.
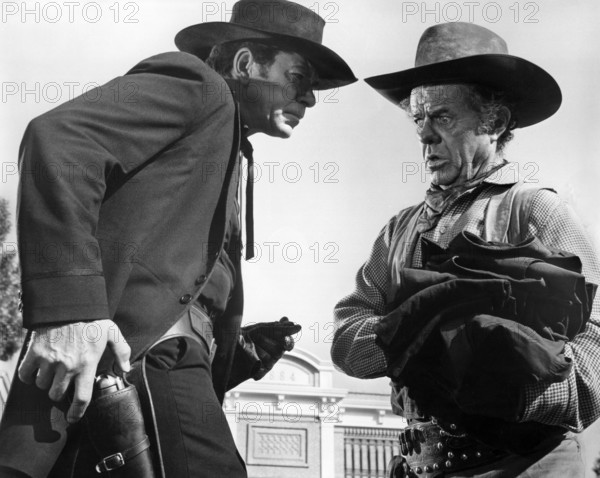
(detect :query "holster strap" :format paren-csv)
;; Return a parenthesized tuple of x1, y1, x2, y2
(95, 436, 151, 474)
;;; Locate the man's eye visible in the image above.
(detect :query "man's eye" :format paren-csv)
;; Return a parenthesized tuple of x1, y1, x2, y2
(436, 116, 451, 125)
(288, 72, 305, 83)
(413, 118, 424, 128)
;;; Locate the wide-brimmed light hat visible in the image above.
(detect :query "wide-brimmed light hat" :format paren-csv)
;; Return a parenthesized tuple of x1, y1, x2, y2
(175, 0, 357, 90)
(365, 22, 561, 127)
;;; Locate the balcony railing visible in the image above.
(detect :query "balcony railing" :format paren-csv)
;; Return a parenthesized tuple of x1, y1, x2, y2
(343, 427, 400, 478)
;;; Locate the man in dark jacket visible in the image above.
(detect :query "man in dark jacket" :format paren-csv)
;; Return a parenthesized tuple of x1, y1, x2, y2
(0, 1, 356, 477)
(332, 22, 600, 477)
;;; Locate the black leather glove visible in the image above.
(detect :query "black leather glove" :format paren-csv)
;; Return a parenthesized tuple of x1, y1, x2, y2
(242, 318, 301, 379)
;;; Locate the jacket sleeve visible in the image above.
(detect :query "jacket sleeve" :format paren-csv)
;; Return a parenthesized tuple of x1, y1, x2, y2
(520, 190, 600, 431)
(330, 218, 396, 379)
(17, 51, 231, 328)
(225, 333, 262, 390)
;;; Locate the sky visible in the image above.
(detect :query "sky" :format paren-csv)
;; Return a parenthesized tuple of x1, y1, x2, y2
(1, 0, 600, 400)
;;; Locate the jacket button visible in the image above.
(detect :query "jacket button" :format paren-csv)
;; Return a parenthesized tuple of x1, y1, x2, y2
(179, 294, 192, 304)
(195, 275, 207, 285)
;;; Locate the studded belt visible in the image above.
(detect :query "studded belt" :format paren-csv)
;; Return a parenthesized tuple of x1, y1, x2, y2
(396, 420, 507, 477)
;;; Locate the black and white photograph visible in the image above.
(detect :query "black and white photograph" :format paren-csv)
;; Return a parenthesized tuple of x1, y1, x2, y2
(1, 1, 599, 477)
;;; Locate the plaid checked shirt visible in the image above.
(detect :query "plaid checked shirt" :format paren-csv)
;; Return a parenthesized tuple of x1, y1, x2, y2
(332, 164, 600, 431)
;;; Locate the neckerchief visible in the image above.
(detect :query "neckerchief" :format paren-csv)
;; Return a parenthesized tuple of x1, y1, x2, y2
(416, 162, 506, 233)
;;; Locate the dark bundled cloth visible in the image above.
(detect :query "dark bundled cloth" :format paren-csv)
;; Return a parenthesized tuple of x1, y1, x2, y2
(374, 231, 597, 450)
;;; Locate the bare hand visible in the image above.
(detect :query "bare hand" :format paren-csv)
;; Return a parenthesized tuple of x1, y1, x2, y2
(18, 319, 131, 423)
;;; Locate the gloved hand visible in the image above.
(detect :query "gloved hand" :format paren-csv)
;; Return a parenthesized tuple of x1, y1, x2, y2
(241, 318, 301, 379)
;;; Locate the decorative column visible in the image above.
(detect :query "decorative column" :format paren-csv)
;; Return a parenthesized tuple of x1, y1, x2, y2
(320, 397, 340, 478)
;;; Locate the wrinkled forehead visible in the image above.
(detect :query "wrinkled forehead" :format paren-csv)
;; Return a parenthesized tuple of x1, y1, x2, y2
(409, 84, 473, 111)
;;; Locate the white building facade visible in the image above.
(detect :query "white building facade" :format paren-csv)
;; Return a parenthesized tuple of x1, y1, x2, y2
(225, 348, 406, 478)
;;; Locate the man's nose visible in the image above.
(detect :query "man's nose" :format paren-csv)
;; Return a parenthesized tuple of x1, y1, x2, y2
(418, 117, 440, 144)
(297, 88, 316, 108)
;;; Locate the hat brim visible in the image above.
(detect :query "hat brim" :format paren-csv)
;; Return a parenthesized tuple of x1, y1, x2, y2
(364, 54, 561, 128)
(175, 23, 357, 90)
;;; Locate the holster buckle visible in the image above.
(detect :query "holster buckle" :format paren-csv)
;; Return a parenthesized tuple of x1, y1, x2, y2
(95, 452, 125, 473)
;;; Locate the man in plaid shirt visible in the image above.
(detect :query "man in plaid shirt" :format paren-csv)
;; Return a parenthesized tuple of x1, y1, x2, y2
(332, 22, 600, 477)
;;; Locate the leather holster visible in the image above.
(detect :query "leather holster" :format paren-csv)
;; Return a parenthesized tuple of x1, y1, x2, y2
(84, 373, 157, 478)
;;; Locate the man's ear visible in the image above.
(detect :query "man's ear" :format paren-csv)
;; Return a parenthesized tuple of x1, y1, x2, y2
(230, 48, 254, 83)
(490, 106, 511, 141)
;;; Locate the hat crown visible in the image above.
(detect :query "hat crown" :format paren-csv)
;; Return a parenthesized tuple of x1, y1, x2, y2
(364, 22, 561, 127)
(230, 0, 324, 44)
(416, 22, 508, 67)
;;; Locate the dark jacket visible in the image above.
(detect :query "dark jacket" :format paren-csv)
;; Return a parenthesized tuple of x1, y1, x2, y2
(377, 231, 595, 382)
(0, 52, 248, 477)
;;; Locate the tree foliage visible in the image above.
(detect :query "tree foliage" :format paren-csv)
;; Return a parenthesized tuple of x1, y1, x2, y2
(0, 198, 23, 360)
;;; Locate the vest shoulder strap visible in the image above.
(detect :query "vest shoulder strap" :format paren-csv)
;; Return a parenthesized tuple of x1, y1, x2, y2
(484, 182, 556, 243)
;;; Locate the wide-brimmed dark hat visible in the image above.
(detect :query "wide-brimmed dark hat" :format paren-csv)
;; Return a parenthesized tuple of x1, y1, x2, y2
(365, 22, 561, 128)
(175, 0, 357, 90)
